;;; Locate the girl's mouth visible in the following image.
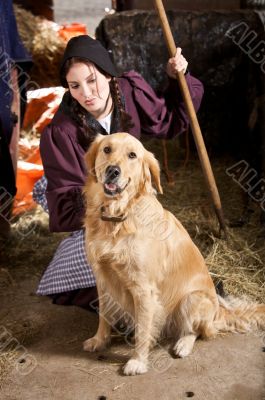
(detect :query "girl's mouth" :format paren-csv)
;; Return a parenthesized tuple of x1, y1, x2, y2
(85, 98, 96, 105)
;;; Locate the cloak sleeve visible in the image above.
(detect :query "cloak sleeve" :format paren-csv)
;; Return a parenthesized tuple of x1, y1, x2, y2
(121, 71, 204, 139)
(40, 123, 87, 232)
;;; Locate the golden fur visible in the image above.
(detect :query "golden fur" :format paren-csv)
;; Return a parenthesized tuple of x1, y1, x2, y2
(83, 132, 265, 375)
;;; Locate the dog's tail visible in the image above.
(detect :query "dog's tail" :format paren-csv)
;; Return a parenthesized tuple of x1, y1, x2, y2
(214, 295, 265, 333)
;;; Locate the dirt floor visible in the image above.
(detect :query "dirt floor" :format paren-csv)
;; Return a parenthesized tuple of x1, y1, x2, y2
(0, 144, 265, 399)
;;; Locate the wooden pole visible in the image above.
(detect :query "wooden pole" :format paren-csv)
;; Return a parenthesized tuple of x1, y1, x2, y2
(154, 0, 227, 237)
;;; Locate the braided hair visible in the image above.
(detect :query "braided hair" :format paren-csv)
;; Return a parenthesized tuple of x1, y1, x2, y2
(61, 57, 134, 150)
(109, 77, 134, 133)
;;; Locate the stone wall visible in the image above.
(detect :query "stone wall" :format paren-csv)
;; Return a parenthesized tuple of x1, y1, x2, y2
(96, 10, 265, 156)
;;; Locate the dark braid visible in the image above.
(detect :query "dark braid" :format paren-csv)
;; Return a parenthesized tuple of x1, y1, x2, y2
(110, 78, 134, 132)
(68, 97, 97, 150)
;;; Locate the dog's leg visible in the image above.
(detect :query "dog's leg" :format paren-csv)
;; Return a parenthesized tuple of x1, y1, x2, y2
(173, 291, 218, 358)
(123, 288, 162, 376)
(83, 285, 112, 352)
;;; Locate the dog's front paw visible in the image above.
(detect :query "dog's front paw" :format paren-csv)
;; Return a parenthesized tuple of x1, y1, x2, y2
(83, 336, 109, 352)
(123, 359, 148, 375)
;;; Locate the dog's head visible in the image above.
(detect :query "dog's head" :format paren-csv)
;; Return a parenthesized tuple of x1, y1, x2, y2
(85, 132, 163, 200)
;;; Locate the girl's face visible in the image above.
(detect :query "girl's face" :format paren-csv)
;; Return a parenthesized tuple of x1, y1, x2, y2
(66, 62, 112, 120)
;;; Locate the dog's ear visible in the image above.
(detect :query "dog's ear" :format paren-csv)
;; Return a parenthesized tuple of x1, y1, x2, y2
(84, 134, 104, 182)
(143, 150, 163, 194)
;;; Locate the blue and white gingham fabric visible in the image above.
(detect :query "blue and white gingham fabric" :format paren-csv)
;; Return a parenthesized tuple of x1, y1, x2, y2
(33, 176, 96, 295)
(32, 175, 49, 213)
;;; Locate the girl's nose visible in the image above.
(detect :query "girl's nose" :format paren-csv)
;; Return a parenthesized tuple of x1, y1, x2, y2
(81, 85, 92, 97)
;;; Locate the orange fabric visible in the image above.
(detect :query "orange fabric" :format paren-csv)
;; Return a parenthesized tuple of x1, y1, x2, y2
(25, 147, 42, 165)
(33, 104, 59, 134)
(13, 160, 43, 215)
(14, 87, 65, 214)
(22, 93, 56, 132)
(58, 23, 87, 42)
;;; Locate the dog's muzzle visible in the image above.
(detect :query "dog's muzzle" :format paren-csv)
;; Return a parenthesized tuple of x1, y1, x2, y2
(104, 165, 130, 196)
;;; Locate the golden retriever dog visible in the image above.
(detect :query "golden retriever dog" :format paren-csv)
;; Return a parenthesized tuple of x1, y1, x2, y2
(82, 132, 265, 375)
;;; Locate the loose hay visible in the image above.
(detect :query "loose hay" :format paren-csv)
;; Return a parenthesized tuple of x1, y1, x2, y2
(0, 318, 41, 386)
(206, 232, 264, 302)
(0, 350, 19, 388)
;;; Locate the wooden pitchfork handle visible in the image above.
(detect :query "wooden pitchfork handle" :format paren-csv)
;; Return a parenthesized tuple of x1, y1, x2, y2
(154, 0, 227, 237)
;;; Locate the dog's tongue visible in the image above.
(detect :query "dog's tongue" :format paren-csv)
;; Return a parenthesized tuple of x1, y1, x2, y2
(105, 183, 117, 191)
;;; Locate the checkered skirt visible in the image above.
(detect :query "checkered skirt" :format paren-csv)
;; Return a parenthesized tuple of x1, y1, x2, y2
(34, 177, 96, 295)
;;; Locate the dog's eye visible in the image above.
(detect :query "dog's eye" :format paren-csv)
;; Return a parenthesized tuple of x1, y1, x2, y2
(128, 152, 137, 159)
(103, 146, 111, 154)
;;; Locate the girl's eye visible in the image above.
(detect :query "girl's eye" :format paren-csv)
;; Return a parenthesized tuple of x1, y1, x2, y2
(103, 146, 111, 154)
(70, 85, 79, 89)
(128, 152, 137, 159)
(87, 76, 96, 84)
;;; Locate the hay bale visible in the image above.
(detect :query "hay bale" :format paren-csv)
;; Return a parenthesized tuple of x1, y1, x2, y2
(14, 5, 66, 87)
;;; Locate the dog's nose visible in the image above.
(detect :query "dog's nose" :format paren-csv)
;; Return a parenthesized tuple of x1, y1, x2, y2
(105, 165, 121, 182)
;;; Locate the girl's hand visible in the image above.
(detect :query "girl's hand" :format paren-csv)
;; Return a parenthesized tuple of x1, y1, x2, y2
(166, 47, 188, 78)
